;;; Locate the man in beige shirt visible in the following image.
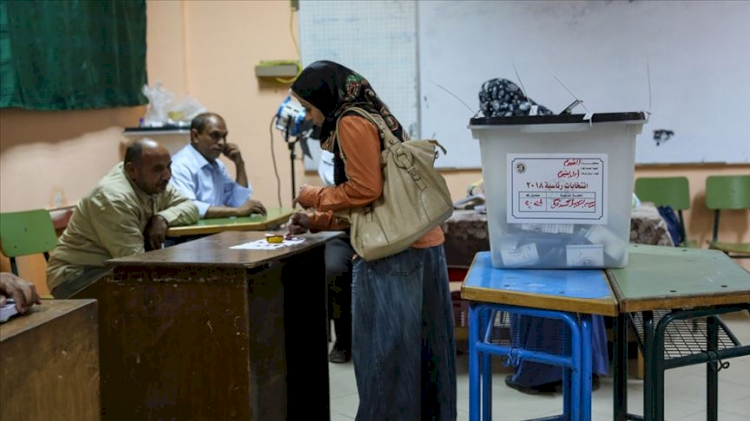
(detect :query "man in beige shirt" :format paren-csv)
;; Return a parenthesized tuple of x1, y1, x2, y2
(46, 139, 199, 298)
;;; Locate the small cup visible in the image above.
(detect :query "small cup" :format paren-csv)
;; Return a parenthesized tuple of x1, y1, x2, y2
(266, 233, 284, 244)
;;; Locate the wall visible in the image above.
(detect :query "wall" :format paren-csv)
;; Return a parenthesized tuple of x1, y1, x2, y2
(0, 0, 187, 291)
(180, 0, 302, 208)
(2, 1, 748, 293)
(1, 1, 303, 291)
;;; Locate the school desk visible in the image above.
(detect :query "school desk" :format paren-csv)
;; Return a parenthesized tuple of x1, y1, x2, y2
(0, 299, 99, 421)
(166, 207, 294, 237)
(71, 230, 341, 421)
(607, 244, 750, 421)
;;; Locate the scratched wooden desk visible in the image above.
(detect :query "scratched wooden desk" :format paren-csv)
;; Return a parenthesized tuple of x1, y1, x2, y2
(71, 231, 341, 421)
(607, 244, 750, 421)
(462, 252, 618, 421)
(166, 207, 294, 237)
(0, 299, 99, 421)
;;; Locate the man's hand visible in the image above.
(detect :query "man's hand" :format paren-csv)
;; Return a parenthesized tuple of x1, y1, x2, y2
(0, 272, 41, 314)
(223, 143, 244, 164)
(286, 211, 311, 237)
(236, 200, 267, 217)
(145, 215, 169, 251)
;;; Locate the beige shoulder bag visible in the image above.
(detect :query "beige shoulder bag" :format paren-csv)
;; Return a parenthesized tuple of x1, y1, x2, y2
(334, 107, 454, 261)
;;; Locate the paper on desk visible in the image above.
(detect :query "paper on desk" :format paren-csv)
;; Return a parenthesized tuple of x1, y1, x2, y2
(1, 300, 19, 323)
(230, 237, 306, 251)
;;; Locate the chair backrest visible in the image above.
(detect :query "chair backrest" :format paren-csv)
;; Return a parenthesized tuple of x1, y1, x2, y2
(635, 177, 691, 210)
(705, 175, 750, 210)
(0, 209, 58, 258)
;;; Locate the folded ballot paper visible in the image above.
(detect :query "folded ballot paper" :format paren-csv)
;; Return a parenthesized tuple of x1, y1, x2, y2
(1, 300, 19, 323)
(230, 237, 306, 251)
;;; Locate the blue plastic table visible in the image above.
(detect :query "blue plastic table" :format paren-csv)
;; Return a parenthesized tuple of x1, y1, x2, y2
(462, 252, 617, 421)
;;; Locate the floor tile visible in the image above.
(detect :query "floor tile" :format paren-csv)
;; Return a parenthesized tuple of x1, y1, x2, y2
(722, 394, 750, 418)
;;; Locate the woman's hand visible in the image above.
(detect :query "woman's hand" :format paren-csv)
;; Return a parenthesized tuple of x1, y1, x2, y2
(292, 185, 315, 209)
(286, 211, 312, 237)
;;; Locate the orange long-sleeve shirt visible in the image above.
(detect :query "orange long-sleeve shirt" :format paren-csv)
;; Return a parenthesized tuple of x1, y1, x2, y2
(298, 114, 444, 249)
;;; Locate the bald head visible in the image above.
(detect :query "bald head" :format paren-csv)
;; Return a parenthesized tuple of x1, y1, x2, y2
(124, 138, 172, 195)
(124, 138, 170, 165)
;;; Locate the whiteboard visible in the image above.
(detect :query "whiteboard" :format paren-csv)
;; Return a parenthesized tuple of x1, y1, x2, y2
(298, 0, 419, 171)
(418, 0, 750, 167)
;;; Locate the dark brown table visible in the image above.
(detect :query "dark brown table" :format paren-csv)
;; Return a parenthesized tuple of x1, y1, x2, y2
(73, 230, 341, 421)
(0, 299, 100, 421)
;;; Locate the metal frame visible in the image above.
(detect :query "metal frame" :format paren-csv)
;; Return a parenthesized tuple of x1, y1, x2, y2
(468, 303, 593, 421)
(614, 304, 750, 421)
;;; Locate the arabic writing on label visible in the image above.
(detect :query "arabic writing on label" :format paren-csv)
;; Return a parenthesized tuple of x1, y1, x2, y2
(519, 192, 597, 213)
(508, 154, 607, 224)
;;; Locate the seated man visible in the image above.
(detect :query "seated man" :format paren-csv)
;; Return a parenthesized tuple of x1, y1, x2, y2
(46, 139, 199, 298)
(170, 112, 266, 218)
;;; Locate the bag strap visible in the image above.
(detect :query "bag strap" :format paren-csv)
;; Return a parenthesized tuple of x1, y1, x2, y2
(333, 107, 447, 192)
(338, 107, 402, 150)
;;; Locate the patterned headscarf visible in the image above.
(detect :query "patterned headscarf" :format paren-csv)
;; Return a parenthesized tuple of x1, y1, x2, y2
(291, 60, 407, 151)
(479, 78, 554, 117)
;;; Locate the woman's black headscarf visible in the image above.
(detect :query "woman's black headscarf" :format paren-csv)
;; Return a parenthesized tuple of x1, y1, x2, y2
(291, 60, 407, 150)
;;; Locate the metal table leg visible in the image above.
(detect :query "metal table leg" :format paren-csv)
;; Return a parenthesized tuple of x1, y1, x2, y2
(613, 313, 628, 421)
(643, 311, 655, 421)
(653, 316, 666, 421)
(481, 309, 492, 421)
(707, 316, 719, 421)
(581, 315, 593, 421)
(469, 304, 481, 421)
(468, 303, 585, 421)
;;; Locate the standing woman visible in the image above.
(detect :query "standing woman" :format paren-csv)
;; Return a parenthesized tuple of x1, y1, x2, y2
(286, 60, 457, 420)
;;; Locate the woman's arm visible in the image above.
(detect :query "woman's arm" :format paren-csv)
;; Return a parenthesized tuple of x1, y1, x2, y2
(296, 115, 382, 211)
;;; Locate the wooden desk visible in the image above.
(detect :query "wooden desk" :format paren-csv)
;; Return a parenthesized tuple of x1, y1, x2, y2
(73, 231, 341, 421)
(607, 245, 750, 421)
(166, 207, 294, 237)
(0, 299, 99, 421)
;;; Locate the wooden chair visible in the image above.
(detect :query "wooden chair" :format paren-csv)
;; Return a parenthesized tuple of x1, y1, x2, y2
(635, 176, 694, 247)
(705, 175, 750, 258)
(0, 209, 58, 278)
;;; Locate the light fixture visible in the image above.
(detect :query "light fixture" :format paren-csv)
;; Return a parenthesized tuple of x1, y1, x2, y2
(275, 96, 314, 201)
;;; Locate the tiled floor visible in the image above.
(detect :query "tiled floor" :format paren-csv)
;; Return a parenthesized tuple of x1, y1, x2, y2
(328, 311, 750, 420)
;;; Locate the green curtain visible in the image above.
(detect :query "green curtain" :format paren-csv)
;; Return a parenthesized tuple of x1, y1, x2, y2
(0, 0, 147, 110)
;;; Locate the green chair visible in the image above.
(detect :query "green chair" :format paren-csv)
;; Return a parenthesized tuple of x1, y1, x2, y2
(0, 209, 58, 275)
(705, 175, 750, 258)
(635, 176, 694, 247)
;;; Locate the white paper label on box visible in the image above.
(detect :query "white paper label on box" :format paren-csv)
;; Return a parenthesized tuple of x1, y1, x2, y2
(507, 153, 608, 224)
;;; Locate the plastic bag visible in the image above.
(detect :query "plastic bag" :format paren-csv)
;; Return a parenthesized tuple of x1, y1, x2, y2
(141, 81, 174, 127)
(166, 97, 206, 126)
(141, 81, 207, 127)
